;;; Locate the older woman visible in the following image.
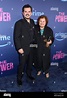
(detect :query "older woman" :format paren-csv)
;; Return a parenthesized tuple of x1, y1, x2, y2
(35, 15, 54, 78)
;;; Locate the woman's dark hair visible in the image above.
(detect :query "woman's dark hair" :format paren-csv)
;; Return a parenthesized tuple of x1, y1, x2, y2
(22, 4, 32, 12)
(37, 15, 48, 26)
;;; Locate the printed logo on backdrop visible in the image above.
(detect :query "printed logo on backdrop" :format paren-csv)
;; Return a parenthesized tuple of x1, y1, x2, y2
(32, 9, 44, 16)
(0, 60, 14, 72)
(61, 0, 67, 1)
(55, 12, 67, 22)
(53, 51, 67, 60)
(55, 32, 67, 41)
(0, 34, 11, 47)
(50, 7, 58, 11)
(32, 9, 44, 23)
(51, 62, 59, 66)
(0, 8, 11, 21)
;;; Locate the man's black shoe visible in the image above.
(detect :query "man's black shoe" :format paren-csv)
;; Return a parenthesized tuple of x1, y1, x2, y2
(17, 79, 22, 86)
(27, 75, 35, 81)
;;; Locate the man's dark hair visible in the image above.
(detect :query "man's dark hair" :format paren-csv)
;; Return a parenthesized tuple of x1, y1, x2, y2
(22, 4, 32, 12)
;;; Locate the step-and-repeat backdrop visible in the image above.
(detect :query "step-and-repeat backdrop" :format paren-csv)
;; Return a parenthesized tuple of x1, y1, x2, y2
(0, 0, 67, 77)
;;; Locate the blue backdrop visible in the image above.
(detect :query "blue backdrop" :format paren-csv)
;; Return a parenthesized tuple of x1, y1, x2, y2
(0, 0, 67, 77)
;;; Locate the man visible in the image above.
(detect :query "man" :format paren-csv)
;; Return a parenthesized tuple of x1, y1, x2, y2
(13, 4, 35, 86)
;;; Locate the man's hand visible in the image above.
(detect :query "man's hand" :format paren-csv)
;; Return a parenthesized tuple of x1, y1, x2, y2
(18, 49, 24, 54)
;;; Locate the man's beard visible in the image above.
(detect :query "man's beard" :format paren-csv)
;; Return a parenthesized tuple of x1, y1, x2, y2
(25, 17, 30, 19)
(25, 14, 30, 19)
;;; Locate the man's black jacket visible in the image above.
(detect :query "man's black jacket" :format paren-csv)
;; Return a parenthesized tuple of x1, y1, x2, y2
(13, 18, 35, 55)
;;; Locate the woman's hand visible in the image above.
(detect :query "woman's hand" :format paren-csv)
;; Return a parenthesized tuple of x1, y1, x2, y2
(46, 40, 52, 47)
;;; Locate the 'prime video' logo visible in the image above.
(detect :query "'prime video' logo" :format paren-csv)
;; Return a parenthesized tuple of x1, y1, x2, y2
(61, 0, 67, 1)
(32, 10, 44, 16)
(55, 32, 67, 41)
(0, 34, 11, 47)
